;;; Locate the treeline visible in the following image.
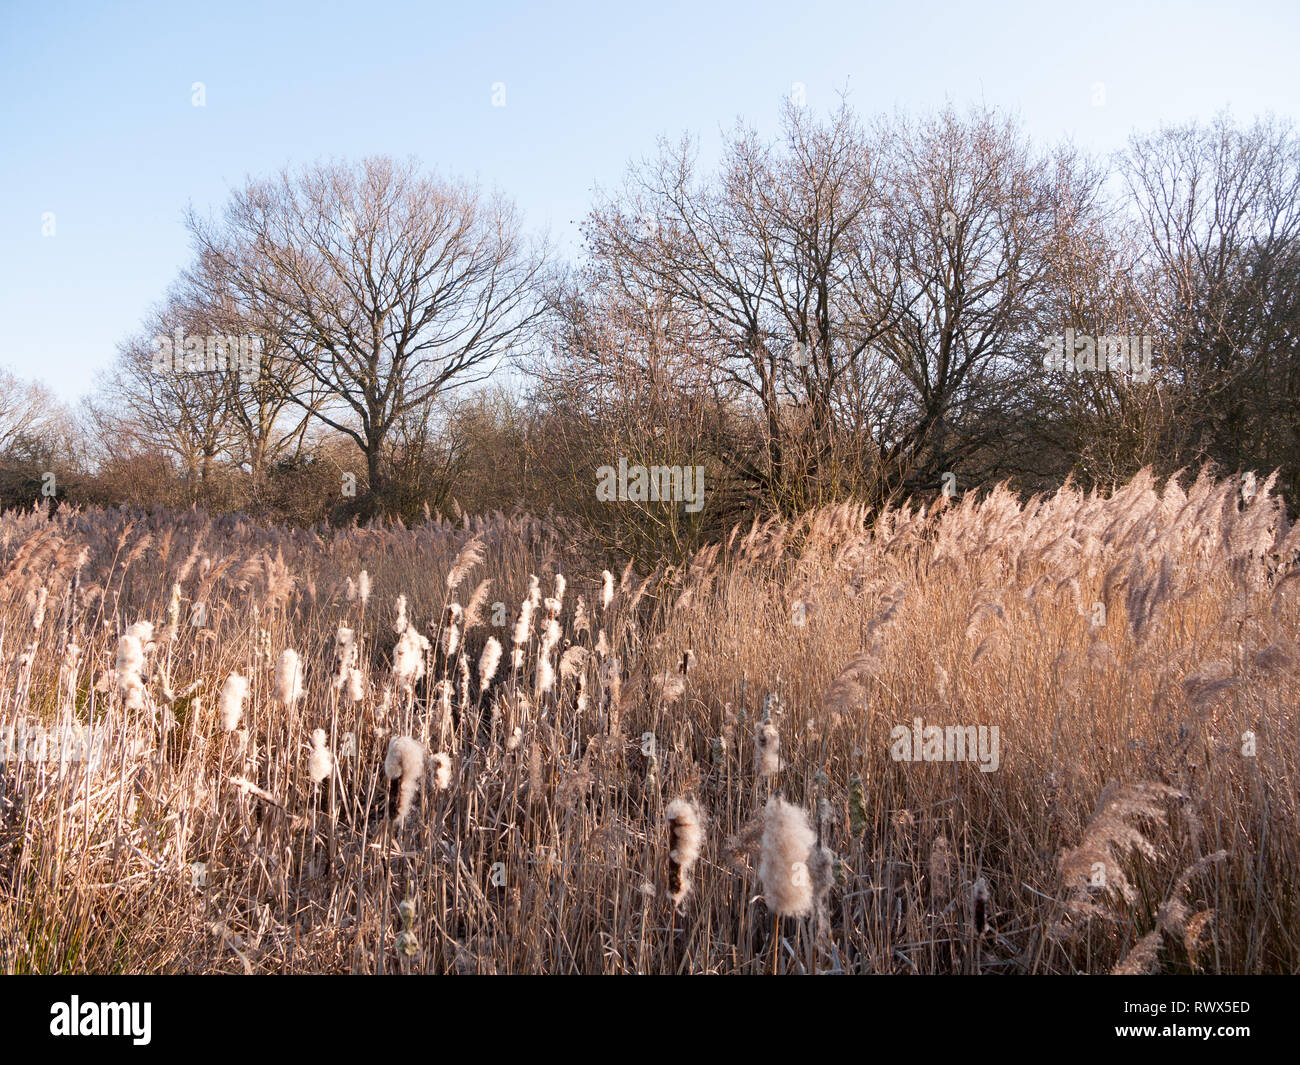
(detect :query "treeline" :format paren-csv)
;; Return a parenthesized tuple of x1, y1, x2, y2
(5, 103, 1299, 560)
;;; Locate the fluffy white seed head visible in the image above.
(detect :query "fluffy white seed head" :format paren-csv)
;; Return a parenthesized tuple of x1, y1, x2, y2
(431, 752, 452, 790)
(666, 798, 705, 909)
(220, 673, 248, 731)
(512, 598, 534, 646)
(758, 796, 816, 917)
(307, 729, 333, 783)
(392, 625, 430, 695)
(755, 720, 781, 777)
(336, 626, 358, 671)
(115, 633, 148, 709)
(274, 649, 304, 707)
(535, 653, 555, 697)
(441, 605, 463, 658)
(385, 736, 426, 825)
(479, 636, 503, 690)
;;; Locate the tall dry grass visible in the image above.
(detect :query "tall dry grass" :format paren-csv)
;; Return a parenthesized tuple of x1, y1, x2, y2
(1, 469, 1297, 973)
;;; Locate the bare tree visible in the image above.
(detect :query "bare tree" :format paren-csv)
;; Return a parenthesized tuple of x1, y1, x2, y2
(89, 293, 240, 502)
(859, 106, 1087, 496)
(1122, 113, 1300, 497)
(580, 100, 907, 512)
(179, 247, 323, 489)
(188, 156, 547, 510)
(0, 368, 64, 458)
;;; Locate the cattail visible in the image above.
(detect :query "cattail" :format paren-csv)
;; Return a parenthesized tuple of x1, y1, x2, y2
(433, 679, 454, 736)
(346, 577, 357, 602)
(754, 719, 781, 777)
(553, 572, 566, 608)
(392, 625, 430, 696)
(431, 752, 452, 790)
(543, 595, 561, 618)
(357, 570, 371, 608)
(535, 652, 555, 697)
(758, 796, 816, 917)
(441, 603, 463, 658)
(274, 649, 304, 707)
(335, 625, 358, 687)
(220, 673, 248, 731)
(345, 667, 365, 703)
(535, 616, 561, 696)
(972, 877, 992, 936)
(393, 594, 409, 634)
(601, 569, 614, 611)
(573, 597, 590, 634)
(307, 728, 333, 783)
(125, 620, 156, 647)
(116, 633, 148, 710)
(384, 736, 425, 825)
(666, 798, 704, 910)
(527, 574, 540, 609)
(512, 597, 534, 648)
(479, 636, 503, 691)
(336, 625, 357, 664)
(541, 617, 561, 650)
(808, 836, 836, 932)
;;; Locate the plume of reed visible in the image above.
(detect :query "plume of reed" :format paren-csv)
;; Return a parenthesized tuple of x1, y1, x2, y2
(446, 535, 485, 593)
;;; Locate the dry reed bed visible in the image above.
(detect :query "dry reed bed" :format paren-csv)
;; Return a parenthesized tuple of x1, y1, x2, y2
(1, 469, 1297, 973)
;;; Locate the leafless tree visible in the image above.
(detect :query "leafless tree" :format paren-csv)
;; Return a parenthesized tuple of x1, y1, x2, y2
(188, 156, 548, 510)
(580, 100, 908, 511)
(1122, 113, 1300, 496)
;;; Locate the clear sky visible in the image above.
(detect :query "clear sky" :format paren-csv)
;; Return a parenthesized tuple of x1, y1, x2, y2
(2, 0, 1297, 403)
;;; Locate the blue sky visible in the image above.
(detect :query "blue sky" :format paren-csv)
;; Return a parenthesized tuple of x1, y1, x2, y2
(2, 0, 1297, 403)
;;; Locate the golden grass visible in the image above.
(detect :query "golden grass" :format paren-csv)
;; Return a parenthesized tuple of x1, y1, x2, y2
(1, 469, 1297, 973)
